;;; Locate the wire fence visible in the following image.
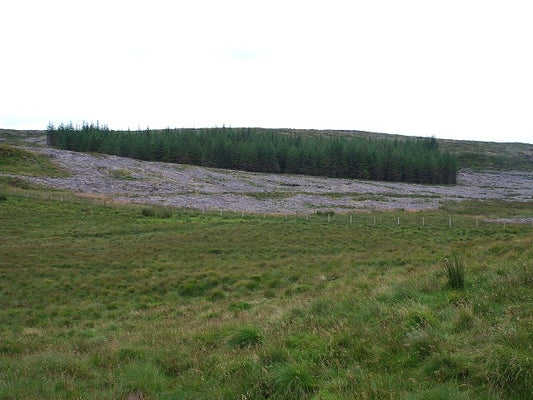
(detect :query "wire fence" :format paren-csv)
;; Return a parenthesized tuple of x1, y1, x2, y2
(3, 189, 533, 230)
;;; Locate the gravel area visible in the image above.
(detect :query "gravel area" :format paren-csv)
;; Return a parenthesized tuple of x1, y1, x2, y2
(4, 146, 533, 214)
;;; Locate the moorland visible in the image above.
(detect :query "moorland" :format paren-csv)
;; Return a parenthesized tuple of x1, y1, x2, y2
(0, 128, 532, 399)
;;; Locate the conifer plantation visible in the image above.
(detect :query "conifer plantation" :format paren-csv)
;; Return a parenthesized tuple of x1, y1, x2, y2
(47, 123, 457, 184)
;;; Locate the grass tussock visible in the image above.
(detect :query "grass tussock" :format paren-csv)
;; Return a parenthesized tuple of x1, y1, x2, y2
(444, 255, 465, 289)
(0, 191, 532, 399)
(268, 362, 317, 399)
(140, 206, 172, 218)
(228, 325, 263, 349)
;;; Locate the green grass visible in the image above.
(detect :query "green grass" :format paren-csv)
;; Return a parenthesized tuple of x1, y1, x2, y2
(227, 325, 263, 349)
(1, 186, 532, 398)
(438, 139, 533, 171)
(444, 255, 465, 289)
(0, 144, 68, 177)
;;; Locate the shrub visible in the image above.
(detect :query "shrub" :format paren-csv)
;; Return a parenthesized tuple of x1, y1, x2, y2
(444, 255, 465, 289)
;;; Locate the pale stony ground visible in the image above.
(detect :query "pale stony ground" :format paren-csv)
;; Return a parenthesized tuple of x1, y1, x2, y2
(6, 146, 532, 217)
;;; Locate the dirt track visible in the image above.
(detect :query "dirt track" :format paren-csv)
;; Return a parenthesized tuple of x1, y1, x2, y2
(6, 146, 531, 215)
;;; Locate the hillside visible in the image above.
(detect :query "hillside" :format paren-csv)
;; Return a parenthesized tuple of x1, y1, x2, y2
(1, 127, 532, 399)
(2, 127, 532, 171)
(272, 128, 533, 172)
(0, 145, 531, 215)
(1, 127, 532, 215)
(1, 163, 532, 399)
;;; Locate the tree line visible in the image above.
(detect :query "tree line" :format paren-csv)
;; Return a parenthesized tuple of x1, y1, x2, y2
(47, 123, 458, 184)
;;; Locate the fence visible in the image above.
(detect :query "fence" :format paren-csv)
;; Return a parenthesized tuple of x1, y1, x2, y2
(3, 189, 533, 230)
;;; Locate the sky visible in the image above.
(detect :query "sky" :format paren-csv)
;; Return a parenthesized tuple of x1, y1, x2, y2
(1, 0, 532, 143)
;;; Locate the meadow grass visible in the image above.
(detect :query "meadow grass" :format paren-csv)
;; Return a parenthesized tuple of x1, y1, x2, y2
(0, 144, 69, 177)
(1, 187, 532, 399)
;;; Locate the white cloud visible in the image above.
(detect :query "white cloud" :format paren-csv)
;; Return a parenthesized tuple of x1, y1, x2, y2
(1, 0, 532, 143)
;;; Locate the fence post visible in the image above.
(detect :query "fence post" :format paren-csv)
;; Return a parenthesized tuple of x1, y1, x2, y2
(328, 214, 331, 223)
(449, 217, 452, 228)
(350, 215, 353, 224)
(397, 217, 400, 226)
(422, 217, 425, 227)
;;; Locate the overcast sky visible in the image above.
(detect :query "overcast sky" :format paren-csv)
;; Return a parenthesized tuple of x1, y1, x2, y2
(1, 0, 532, 143)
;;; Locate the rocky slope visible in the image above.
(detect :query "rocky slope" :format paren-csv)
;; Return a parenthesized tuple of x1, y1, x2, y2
(1, 129, 532, 214)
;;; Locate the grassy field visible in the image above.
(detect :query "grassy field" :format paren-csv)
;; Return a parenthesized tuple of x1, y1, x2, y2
(1, 181, 532, 399)
(1, 132, 532, 399)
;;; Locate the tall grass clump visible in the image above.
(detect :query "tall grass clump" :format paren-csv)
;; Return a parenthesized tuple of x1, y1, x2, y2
(228, 325, 263, 349)
(268, 362, 317, 399)
(444, 255, 465, 289)
(483, 344, 533, 398)
(140, 207, 172, 218)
